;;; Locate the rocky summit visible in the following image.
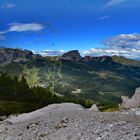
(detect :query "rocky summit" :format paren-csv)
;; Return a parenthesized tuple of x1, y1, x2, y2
(0, 103, 140, 140)
(0, 47, 35, 65)
(62, 50, 82, 61)
(62, 50, 114, 64)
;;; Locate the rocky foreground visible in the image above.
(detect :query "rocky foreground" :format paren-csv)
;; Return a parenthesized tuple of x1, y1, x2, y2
(0, 103, 140, 140)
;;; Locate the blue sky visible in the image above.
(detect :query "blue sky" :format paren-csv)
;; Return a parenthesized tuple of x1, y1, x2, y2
(0, 0, 140, 59)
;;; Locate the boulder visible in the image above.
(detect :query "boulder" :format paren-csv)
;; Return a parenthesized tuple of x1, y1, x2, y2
(120, 87, 140, 109)
(89, 104, 100, 112)
(0, 116, 7, 121)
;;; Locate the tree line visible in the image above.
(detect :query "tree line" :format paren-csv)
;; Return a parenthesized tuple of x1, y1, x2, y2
(0, 73, 93, 115)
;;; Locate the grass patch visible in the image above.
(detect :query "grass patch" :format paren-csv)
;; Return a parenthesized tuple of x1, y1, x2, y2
(0, 101, 38, 115)
(99, 103, 119, 112)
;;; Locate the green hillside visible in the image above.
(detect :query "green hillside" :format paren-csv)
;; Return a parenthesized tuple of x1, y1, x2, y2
(112, 55, 140, 67)
(1, 56, 140, 107)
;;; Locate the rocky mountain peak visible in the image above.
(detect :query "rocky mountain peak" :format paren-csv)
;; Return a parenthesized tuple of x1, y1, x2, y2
(92, 56, 114, 64)
(82, 56, 94, 62)
(0, 47, 34, 65)
(62, 50, 82, 61)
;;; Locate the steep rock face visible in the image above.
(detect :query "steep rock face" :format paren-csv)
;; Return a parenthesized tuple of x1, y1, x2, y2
(120, 87, 140, 109)
(62, 51, 114, 64)
(0, 48, 34, 65)
(62, 50, 82, 61)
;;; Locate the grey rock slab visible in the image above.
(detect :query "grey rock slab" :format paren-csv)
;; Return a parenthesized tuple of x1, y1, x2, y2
(0, 103, 140, 140)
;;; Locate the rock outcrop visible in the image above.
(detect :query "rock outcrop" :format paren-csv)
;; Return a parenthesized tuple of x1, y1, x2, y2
(62, 50, 82, 61)
(120, 87, 140, 109)
(82, 56, 94, 62)
(61, 50, 114, 64)
(89, 104, 100, 112)
(0, 103, 140, 140)
(92, 56, 114, 64)
(82, 55, 114, 64)
(0, 47, 34, 65)
(0, 116, 7, 121)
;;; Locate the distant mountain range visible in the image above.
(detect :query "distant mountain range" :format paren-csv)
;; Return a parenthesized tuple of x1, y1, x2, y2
(0, 47, 140, 105)
(0, 47, 140, 67)
(112, 55, 140, 67)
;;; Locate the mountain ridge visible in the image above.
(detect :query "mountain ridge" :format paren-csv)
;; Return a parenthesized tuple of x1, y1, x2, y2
(1, 47, 140, 66)
(0, 47, 140, 106)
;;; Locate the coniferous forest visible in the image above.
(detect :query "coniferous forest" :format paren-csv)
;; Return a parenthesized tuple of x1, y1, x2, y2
(0, 72, 94, 115)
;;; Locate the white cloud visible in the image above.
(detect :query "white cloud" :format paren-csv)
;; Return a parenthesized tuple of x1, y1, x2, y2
(36, 33, 140, 59)
(35, 47, 140, 59)
(82, 48, 140, 59)
(99, 15, 111, 21)
(82, 33, 140, 59)
(104, 0, 127, 8)
(34, 50, 65, 56)
(102, 33, 140, 49)
(0, 23, 45, 35)
(1, 3, 15, 9)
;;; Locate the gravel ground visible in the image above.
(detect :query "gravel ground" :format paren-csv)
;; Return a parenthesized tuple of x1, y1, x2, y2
(0, 103, 140, 140)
